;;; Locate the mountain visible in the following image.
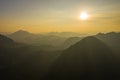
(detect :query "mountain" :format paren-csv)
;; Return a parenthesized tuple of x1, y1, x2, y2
(47, 36, 119, 80)
(47, 32, 86, 38)
(0, 32, 10, 35)
(96, 32, 120, 53)
(0, 34, 15, 47)
(7, 30, 67, 48)
(8, 30, 37, 43)
(63, 37, 83, 48)
(11, 30, 32, 36)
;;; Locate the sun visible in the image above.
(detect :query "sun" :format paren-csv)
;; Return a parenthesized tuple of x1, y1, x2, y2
(80, 12, 89, 20)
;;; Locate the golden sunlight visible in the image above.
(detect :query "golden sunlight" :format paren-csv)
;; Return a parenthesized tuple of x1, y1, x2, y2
(80, 12, 89, 20)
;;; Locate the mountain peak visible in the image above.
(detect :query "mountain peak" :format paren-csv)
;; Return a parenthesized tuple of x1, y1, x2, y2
(13, 30, 30, 34)
(48, 36, 114, 79)
(9, 30, 34, 37)
(69, 36, 105, 49)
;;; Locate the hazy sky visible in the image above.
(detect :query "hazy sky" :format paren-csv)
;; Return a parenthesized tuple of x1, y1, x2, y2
(0, 0, 120, 33)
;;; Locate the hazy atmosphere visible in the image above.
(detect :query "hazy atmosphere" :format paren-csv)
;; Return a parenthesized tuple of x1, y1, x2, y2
(0, 0, 120, 33)
(0, 0, 120, 80)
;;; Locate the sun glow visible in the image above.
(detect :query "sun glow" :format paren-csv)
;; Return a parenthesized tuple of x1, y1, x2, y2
(80, 12, 89, 20)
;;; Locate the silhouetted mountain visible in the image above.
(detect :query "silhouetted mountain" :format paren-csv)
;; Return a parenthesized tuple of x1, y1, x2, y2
(47, 36, 119, 80)
(96, 32, 120, 53)
(0, 37, 61, 80)
(0, 34, 15, 47)
(8, 30, 37, 43)
(0, 32, 120, 80)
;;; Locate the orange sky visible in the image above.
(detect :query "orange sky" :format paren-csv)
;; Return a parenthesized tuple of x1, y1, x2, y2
(0, 0, 120, 34)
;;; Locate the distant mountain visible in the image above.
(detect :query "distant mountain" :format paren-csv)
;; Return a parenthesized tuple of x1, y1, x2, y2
(0, 34, 15, 47)
(47, 32, 87, 38)
(63, 37, 83, 48)
(12, 30, 31, 35)
(47, 36, 118, 80)
(8, 30, 37, 43)
(7, 30, 67, 47)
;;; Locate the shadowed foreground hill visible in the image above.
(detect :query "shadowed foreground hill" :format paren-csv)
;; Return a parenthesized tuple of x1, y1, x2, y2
(46, 36, 119, 80)
(0, 34, 61, 80)
(0, 33, 120, 80)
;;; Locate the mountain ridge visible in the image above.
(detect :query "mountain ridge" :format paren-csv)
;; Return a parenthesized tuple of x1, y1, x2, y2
(46, 36, 118, 80)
